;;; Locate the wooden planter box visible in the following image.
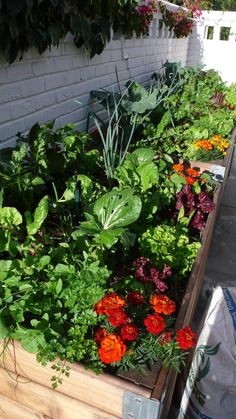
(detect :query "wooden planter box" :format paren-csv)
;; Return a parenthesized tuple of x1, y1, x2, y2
(0, 155, 234, 419)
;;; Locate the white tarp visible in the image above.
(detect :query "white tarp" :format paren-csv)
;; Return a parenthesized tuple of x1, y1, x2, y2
(178, 286, 236, 419)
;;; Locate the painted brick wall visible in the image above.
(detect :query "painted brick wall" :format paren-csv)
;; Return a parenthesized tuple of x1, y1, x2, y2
(0, 16, 189, 147)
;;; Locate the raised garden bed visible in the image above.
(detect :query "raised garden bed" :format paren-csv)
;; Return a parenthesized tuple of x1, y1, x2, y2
(0, 67, 235, 419)
(0, 154, 232, 419)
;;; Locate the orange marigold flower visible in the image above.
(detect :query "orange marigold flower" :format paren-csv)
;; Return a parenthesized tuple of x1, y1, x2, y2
(176, 326, 197, 350)
(98, 334, 126, 364)
(186, 167, 200, 178)
(172, 164, 184, 173)
(94, 328, 108, 345)
(108, 309, 128, 327)
(94, 292, 126, 316)
(185, 176, 196, 185)
(194, 140, 213, 151)
(121, 324, 139, 341)
(150, 294, 176, 315)
(144, 313, 165, 334)
(158, 331, 173, 345)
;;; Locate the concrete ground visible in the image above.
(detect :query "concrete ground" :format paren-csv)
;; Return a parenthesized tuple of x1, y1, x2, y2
(167, 147, 236, 419)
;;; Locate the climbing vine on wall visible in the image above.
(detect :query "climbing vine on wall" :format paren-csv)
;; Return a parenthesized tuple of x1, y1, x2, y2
(0, 0, 155, 64)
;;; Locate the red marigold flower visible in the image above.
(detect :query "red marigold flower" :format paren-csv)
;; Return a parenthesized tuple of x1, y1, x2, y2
(98, 334, 126, 364)
(176, 326, 197, 350)
(121, 324, 139, 341)
(94, 299, 105, 316)
(108, 309, 128, 327)
(186, 167, 200, 178)
(158, 331, 173, 345)
(94, 328, 108, 345)
(150, 294, 176, 315)
(172, 163, 184, 173)
(185, 176, 196, 185)
(127, 291, 145, 305)
(94, 293, 126, 316)
(144, 313, 166, 334)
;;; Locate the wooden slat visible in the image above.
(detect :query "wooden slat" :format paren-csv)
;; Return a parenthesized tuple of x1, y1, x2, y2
(0, 366, 117, 419)
(0, 393, 45, 419)
(0, 341, 150, 418)
(151, 134, 236, 417)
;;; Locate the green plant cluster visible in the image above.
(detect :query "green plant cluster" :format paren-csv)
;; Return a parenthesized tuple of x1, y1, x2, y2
(0, 116, 207, 380)
(0, 0, 149, 64)
(1, 65, 232, 385)
(139, 224, 201, 278)
(139, 66, 236, 160)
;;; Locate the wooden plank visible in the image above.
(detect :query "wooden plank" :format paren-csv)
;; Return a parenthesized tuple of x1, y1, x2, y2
(0, 366, 117, 419)
(0, 341, 150, 418)
(151, 185, 223, 416)
(0, 393, 45, 419)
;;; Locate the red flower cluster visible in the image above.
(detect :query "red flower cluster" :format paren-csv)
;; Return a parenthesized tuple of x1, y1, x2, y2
(121, 324, 139, 341)
(172, 164, 201, 185)
(138, 0, 157, 26)
(109, 309, 128, 327)
(144, 313, 166, 334)
(98, 334, 126, 364)
(176, 326, 197, 350)
(150, 294, 176, 315)
(94, 292, 126, 316)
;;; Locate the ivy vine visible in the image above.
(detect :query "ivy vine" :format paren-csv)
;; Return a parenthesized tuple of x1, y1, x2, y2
(0, 0, 148, 64)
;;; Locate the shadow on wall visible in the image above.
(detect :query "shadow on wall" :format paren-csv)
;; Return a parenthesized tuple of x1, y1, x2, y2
(187, 22, 204, 68)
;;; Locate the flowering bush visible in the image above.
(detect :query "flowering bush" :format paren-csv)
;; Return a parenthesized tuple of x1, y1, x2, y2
(137, 0, 157, 28)
(94, 262, 196, 370)
(194, 135, 229, 159)
(160, 0, 202, 38)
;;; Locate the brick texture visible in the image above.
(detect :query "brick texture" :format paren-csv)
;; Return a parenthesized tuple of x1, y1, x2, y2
(0, 15, 190, 146)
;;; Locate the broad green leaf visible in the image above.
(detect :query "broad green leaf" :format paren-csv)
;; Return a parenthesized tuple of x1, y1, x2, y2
(99, 228, 124, 249)
(0, 316, 9, 338)
(77, 175, 93, 197)
(93, 188, 142, 230)
(16, 329, 46, 353)
(37, 255, 50, 271)
(132, 148, 155, 164)
(0, 207, 22, 226)
(55, 263, 75, 275)
(27, 196, 49, 235)
(137, 162, 159, 192)
(56, 278, 63, 295)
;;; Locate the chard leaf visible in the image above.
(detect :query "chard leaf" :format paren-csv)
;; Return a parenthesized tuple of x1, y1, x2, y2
(27, 196, 49, 235)
(0, 207, 22, 226)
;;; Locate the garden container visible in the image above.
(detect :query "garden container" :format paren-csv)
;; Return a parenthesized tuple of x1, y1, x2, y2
(0, 155, 233, 419)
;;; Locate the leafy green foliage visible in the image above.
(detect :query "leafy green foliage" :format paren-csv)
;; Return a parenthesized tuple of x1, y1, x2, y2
(139, 224, 201, 278)
(77, 188, 142, 248)
(140, 67, 235, 161)
(0, 0, 149, 63)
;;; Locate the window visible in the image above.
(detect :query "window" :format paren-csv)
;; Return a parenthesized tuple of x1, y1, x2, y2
(205, 26, 214, 40)
(220, 27, 231, 41)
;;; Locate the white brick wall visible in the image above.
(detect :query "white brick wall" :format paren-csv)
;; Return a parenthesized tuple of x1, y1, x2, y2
(0, 16, 190, 147)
